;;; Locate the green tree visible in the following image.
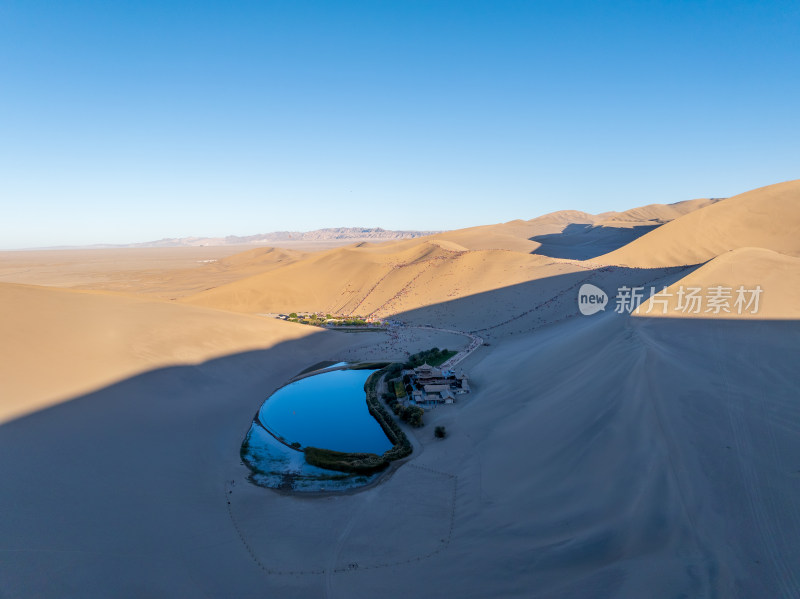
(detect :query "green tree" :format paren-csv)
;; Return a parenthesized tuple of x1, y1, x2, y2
(407, 407, 424, 427)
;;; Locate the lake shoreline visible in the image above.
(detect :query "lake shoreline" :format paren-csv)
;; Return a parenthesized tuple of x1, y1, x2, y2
(241, 363, 404, 492)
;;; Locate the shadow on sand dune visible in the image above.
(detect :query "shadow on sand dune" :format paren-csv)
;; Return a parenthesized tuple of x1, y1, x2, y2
(1, 267, 798, 598)
(388, 261, 696, 337)
(530, 223, 660, 259)
(0, 332, 353, 596)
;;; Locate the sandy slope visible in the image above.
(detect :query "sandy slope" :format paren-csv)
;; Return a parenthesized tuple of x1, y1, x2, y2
(0, 194, 717, 309)
(0, 283, 330, 423)
(594, 197, 721, 225)
(598, 179, 800, 267)
(0, 281, 470, 424)
(430, 199, 719, 254)
(412, 313, 800, 598)
(178, 196, 720, 319)
(180, 240, 568, 317)
(635, 247, 800, 319)
(429, 213, 592, 253)
(1, 304, 796, 597)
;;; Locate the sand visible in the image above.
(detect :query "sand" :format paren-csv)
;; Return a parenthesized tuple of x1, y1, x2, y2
(598, 179, 800, 267)
(0, 180, 798, 597)
(0, 282, 327, 424)
(635, 247, 800, 319)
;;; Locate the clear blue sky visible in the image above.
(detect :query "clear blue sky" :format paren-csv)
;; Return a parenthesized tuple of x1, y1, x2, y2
(1, 1, 798, 248)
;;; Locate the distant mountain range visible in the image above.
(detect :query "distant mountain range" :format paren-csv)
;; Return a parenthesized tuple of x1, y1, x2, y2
(45, 228, 442, 250)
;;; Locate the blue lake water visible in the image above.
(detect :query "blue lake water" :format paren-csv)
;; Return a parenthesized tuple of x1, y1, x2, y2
(257, 368, 392, 454)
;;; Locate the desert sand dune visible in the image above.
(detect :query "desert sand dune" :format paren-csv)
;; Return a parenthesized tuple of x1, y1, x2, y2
(635, 247, 800, 319)
(432, 225, 544, 253)
(0, 282, 334, 423)
(212, 245, 307, 269)
(0, 194, 718, 308)
(432, 199, 716, 249)
(181, 240, 583, 319)
(70, 245, 309, 299)
(405, 312, 800, 598)
(164, 192, 756, 326)
(1, 180, 798, 598)
(529, 222, 662, 260)
(526, 199, 723, 260)
(431, 211, 602, 253)
(179, 239, 692, 336)
(598, 179, 800, 267)
(429, 199, 718, 257)
(0, 278, 469, 424)
(1, 290, 797, 597)
(595, 197, 721, 225)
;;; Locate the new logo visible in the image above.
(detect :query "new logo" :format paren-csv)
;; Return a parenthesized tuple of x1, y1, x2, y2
(578, 284, 608, 315)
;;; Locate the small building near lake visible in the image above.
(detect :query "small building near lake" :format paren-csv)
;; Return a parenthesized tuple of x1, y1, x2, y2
(401, 364, 470, 408)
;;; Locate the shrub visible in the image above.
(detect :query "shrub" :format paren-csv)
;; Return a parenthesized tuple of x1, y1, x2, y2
(406, 407, 424, 427)
(434, 426, 447, 439)
(399, 405, 424, 427)
(385, 363, 403, 380)
(304, 447, 388, 474)
(404, 347, 457, 368)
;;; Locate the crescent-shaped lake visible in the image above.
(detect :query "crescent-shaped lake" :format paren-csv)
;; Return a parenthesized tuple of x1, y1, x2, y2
(241, 365, 396, 491)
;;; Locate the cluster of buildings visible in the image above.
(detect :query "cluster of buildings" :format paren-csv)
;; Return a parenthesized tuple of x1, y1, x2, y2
(401, 363, 470, 408)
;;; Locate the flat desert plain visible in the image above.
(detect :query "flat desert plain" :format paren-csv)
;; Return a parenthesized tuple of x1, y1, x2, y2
(1, 180, 799, 598)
